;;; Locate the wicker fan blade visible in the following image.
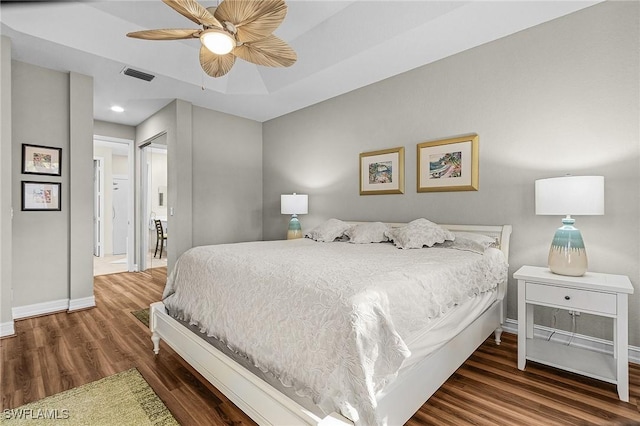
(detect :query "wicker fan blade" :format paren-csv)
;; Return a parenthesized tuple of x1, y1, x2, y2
(200, 45, 236, 77)
(127, 29, 201, 40)
(214, 0, 287, 43)
(234, 34, 296, 67)
(163, 0, 222, 28)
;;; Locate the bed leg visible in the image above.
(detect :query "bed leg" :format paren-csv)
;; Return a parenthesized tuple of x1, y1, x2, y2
(494, 327, 503, 346)
(151, 332, 161, 354)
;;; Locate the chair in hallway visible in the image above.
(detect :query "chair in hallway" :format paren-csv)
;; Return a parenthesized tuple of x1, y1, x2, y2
(154, 219, 167, 258)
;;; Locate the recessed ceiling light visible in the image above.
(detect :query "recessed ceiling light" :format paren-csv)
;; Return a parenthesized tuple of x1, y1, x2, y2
(111, 106, 125, 113)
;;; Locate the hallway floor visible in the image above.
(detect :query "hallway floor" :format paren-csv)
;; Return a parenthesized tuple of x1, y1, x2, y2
(93, 253, 168, 276)
(93, 254, 128, 276)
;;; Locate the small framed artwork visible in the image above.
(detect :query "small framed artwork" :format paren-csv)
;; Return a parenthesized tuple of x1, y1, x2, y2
(359, 147, 405, 195)
(417, 134, 479, 192)
(22, 181, 61, 211)
(22, 144, 62, 176)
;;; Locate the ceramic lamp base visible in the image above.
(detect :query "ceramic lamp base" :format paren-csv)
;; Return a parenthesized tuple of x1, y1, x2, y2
(287, 229, 303, 239)
(286, 215, 303, 240)
(547, 216, 588, 276)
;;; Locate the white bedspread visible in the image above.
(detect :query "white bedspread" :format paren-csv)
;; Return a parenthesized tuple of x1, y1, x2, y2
(162, 239, 508, 425)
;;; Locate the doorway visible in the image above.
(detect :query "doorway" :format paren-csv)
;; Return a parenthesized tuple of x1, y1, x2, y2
(93, 137, 135, 276)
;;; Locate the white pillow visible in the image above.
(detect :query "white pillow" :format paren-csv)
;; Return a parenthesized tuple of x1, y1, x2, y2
(345, 222, 390, 244)
(385, 218, 454, 249)
(305, 218, 351, 242)
(440, 232, 498, 254)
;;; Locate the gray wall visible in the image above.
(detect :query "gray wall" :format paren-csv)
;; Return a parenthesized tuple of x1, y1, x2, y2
(0, 36, 13, 330)
(69, 72, 94, 304)
(192, 106, 263, 245)
(9, 60, 94, 311)
(136, 101, 263, 272)
(94, 120, 136, 141)
(12, 61, 70, 307)
(263, 2, 640, 345)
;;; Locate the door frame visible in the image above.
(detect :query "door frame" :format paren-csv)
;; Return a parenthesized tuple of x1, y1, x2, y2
(93, 157, 104, 257)
(93, 135, 136, 271)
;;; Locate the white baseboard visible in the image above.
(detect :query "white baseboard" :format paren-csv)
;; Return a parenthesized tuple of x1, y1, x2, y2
(12, 298, 69, 320)
(0, 321, 15, 338)
(68, 296, 96, 312)
(12, 296, 97, 319)
(503, 318, 640, 365)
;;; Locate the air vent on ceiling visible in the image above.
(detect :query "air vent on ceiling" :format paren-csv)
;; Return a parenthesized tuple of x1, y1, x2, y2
(122, 67, 155, 82)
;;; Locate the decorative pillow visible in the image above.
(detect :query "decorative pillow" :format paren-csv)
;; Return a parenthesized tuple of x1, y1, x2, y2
(384, 218, 454, 249)
(440, 232, 498, 254)
(345, 222, 390, 244)
(305, 218, 351, 242)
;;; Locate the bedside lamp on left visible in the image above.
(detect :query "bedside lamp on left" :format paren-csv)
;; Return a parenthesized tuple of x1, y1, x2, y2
(281, 193, 308, 239)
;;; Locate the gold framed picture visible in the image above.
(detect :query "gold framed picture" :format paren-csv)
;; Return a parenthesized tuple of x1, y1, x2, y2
(417, 134, 479, 192)
(359, 147, 405, 195)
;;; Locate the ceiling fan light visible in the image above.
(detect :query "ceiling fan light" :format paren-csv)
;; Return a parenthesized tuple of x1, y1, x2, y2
(200, 29, 235, 55)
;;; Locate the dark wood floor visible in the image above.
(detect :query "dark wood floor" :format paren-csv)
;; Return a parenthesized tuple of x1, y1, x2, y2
(1, 268, 639, 425)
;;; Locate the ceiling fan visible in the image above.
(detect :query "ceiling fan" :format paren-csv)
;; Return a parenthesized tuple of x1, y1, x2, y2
(127, 0, 297, 78)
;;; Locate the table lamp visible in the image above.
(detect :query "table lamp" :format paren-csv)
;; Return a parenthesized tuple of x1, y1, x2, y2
(281, 193, 308, 240)
(535, 176, 604, 276)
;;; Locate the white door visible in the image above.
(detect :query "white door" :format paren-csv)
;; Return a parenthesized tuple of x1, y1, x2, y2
(112, 177, 128, 255)
(93, 159, 103, 257)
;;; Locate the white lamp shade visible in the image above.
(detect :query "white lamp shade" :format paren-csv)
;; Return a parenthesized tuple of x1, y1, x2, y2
(281, 194, 308, 215)
(535, 176, 604, 216)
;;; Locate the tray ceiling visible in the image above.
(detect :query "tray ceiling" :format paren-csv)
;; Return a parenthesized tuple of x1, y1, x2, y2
(1, 1, 601, 125)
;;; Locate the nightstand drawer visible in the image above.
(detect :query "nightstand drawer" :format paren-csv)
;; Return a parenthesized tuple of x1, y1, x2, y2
(526, 282, 616, 315)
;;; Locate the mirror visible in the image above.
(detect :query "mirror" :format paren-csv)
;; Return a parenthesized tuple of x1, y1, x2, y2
(140, 139, 168, 279)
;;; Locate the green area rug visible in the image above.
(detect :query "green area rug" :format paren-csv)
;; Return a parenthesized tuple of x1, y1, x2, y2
(132, 308, 150, 328)
(0, 369, 178, 425)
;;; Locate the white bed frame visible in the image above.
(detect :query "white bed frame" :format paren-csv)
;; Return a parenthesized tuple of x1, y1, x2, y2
(150, 223, 512, 426)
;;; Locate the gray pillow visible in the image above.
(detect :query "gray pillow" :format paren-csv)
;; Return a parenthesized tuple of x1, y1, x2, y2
(385, 218, 454, 249)
(305, 218, 351, 242)
(345, 222, 390, 244)
(440, 232, 498, 254)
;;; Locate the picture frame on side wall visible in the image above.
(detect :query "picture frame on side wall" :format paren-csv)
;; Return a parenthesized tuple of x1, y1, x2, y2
(359, 147, 405, 195)
(417, 134, 479, 192)
(22, 181, 61, 211)
(22, 144, 62, 176)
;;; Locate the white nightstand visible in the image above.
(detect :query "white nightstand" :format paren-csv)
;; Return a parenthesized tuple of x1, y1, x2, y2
(514, 265, 634, 402)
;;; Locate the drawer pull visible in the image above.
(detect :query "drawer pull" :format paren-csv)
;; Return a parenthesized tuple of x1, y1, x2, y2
(564, 296, 571, 300)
